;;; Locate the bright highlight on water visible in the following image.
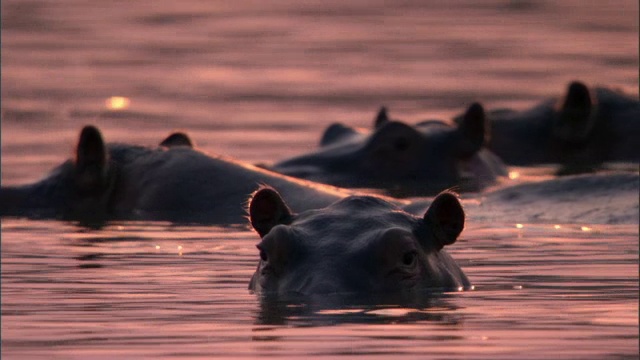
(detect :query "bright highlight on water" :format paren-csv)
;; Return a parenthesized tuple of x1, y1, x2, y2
(105, 96, 130, 110)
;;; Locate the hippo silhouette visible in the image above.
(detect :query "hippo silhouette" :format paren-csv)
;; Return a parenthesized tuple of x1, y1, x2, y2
(401, 172, 639, 226)
(0, 125, 347, 225)
(462, 81, 639, 174)
(248, 187, 470, 296)
(269, 103, 506, 197)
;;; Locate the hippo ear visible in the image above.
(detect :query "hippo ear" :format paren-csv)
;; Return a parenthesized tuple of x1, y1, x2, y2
(554, 81, 595, 141)
(455, 102, 487, 158)
(374, 106, 390, 129)
(422, 192, 465, 250)
(319, 123, 358, 146)
(160, 132, 194, 148)
(560, 81, 592, 114)
(74, 125, 109, 193)
(249, 187, 293, 237)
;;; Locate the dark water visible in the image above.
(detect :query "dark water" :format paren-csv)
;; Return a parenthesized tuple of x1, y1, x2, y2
(1, 0, 639, 358)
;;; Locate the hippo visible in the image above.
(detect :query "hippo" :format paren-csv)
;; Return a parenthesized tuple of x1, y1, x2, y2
(460, 81, 639, 174)
(247, 187, 470, 296)
(0, 125, 349, 225)
(401, 171, 640, 225)
(268, 103, 507, 197)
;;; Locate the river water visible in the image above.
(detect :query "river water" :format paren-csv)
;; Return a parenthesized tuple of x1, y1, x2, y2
(1, 0, 638, 358)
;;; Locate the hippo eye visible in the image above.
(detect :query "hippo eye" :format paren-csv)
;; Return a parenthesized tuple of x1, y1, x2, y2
(394, 137, 409, 152)
(402, 251, 417, 266)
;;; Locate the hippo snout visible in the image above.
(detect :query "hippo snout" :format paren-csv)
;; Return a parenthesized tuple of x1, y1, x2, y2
(295, 276, 343, 295)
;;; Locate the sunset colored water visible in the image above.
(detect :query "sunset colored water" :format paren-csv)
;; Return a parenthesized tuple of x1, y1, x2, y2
(1, 0, 638, 358)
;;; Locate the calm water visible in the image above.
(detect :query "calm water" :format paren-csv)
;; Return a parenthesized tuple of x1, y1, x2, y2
(1, 0, 639, 358)
(2, 221, 638, 359)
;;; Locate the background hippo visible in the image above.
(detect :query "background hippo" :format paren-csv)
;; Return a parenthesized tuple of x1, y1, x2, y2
(403, 171, 639, 225)
(268, 103, 507, 197)
(460, 81, 639, 174)
(248, 187, 470, 296)
(0, 125, 348, 225)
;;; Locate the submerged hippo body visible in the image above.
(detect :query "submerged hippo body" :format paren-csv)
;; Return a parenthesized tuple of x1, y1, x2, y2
(470, 81, 640, 173)
(402, 171, 639, 225)
(248, 187, 470, 296)
(0, 126, 346, 224)
(269, 103, 507, 197)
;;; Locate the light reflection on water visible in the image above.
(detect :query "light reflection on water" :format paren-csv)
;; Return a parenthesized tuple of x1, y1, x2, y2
(2, 0, 638, 179)
(1, 220, 637, 358)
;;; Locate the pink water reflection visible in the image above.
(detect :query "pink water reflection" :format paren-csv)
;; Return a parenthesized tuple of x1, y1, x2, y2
(1, 0, 639, 358)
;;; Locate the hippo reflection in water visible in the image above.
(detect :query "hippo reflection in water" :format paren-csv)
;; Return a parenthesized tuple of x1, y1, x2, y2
(460, 81, 640, 174)
(0, 125, 347, 225)
(248, 187, 470, 296)
(269, 103, 506, 197)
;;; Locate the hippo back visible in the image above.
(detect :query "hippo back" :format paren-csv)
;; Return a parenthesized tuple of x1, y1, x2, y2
(0, 126, 348, 224)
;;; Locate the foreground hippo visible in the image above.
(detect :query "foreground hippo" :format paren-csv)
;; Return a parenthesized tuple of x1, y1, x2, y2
(0, 125, 348, 224)
(463, 81, 639, 174)
(269, 103, 506, 197)
(248, 187, 470, 296)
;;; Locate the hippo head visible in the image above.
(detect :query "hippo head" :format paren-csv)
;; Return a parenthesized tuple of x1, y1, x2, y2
(551, 81, 611, 175)
(248, 187, 470, 296)
(0, 126, 195, 222)
(552, 81, 598, 143)
(271, 103, 488, 196)
(0, 125, 118, 221)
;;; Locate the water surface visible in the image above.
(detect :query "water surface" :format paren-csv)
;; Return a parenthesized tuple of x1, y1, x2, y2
(1, 0, 639, 358)
(2, 221, 638, 358)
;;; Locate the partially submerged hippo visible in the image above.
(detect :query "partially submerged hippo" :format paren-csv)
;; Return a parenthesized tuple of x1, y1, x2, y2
(401, 171, 640, 225)
(269, 103, 506, 197)
(463, 81, 639, 174)
(0, 125, 347, 224)
(248, 187, 470, 296)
